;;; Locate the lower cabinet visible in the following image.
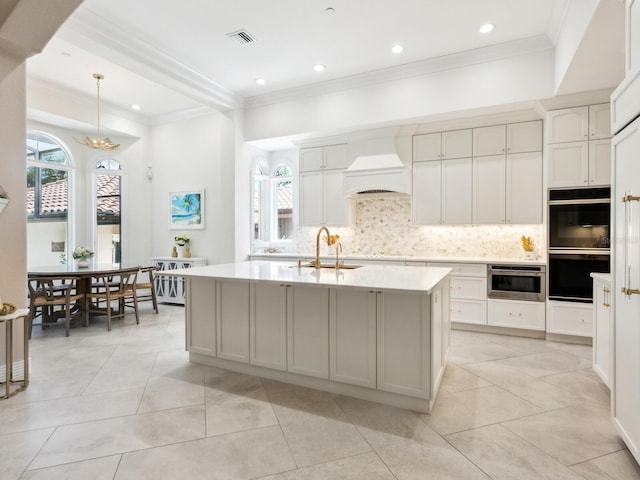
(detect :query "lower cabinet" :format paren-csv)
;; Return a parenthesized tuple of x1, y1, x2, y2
(250, 283, 288, 371)
(216, 281, 250, 363)
(287, 285, 330, 379)
(487, 299, 545, 331)
(377, 289, 437, 399)
(592, 275, 612, 387)
(185, 277, 216, 356)
(185, 278, 449, 405)
(546, 300, 593, 337)
(329, 289, 377, 388)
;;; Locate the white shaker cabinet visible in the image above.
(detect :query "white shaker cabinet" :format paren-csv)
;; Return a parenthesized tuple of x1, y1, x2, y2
(428, 262, 487, 326)
(216, 281, 250, 363)
(546, 107, 589, 144)
(473, 154, 506, 224)
(547, 141, 590, 187)
(505, 151, 543, 224)
(377, 284, 448, 399)
(299, 144, 349, 172)
(413, 129, 472, 161)
(250, 283, 288, 371)
(185, 277, 216, 356)
(487, 298, 545, 331)
(287, 285, 330, 379)
(546, 300, 593, 337)
(442, 157, 472, 224)
(546, 104, 611, 188)
(329, 289, 377, 388)
(412, 160, 441, 224)
(473, 121, 542, 156)
(299, 144, 351, 226)
(591, 274, 612, 388)
(299, 169, 351, 226)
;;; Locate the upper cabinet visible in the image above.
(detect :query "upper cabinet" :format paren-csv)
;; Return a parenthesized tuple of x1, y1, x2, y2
(414, 120, 542, 225)
(546, 107, 589, 144)
(546, 104, 612, 188)
(299, 144, 349, 172)
(473, 121, 542, 157)
(413, 129, 472, 162)
(299, 143, 352, 226)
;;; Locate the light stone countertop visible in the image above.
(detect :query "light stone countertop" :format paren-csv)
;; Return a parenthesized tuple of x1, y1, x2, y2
(249, 252, 547, 266)
(163, 260, 452, 294)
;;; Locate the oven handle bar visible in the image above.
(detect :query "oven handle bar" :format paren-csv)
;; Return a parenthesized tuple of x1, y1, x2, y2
(621, 191, 640, 296)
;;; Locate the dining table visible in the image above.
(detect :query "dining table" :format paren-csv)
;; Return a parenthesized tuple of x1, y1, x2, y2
(27, 262, 142, 328)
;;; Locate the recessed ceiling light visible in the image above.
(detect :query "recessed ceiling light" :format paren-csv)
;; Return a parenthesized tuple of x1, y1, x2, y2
(131, 104, 141, 110)
(325, 7, 335, 14)
(313, 64, 325, 72)
(392, 44, 404, 54)
(255, 78, 266, 85)
(61, 52, 71, 57)
(479, 23, 494, 34)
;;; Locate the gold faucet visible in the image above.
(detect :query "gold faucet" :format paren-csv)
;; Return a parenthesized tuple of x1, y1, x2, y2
(335, 242, 343, 269)
(315, 226, 331, 268)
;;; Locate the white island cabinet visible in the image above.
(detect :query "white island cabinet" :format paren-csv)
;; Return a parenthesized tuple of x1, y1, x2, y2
(166, 261, 451, 413)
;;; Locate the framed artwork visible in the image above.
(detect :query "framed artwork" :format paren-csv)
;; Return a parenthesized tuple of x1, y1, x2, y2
(169, 190, 205, 229)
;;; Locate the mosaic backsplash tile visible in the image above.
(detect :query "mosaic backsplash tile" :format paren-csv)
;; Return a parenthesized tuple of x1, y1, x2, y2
(295, 195, 543, 259)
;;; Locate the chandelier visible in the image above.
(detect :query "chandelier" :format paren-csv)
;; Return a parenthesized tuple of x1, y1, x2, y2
(74, 73, 120, 151)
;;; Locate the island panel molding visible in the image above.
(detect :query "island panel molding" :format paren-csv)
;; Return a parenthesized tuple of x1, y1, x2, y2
(165, 261, 451, 413)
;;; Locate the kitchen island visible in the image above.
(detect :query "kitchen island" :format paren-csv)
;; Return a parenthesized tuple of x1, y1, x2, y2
(165, 261, 451, 413)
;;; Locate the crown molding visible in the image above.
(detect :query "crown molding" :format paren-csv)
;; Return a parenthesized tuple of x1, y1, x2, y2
(545, 0, 571, 46)
(59, 6, 244, 112)
(152, 106, 218, 126)
(244, 35, 553, 110)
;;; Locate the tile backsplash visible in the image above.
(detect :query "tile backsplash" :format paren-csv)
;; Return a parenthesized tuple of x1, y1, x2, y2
(294, 195, 543, 259)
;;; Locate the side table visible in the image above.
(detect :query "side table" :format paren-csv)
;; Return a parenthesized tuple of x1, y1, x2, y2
(0, 308, 29, 399)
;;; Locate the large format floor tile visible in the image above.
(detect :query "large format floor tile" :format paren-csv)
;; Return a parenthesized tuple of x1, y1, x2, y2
(4, 303, 638, 479)
(446, 424, 585, 480)
(28, 405, 205, 469)
(269, 387, 371, 467)
(502, 402, 626, 465)
(422, 385, 541, 435)
(114, 425, 296, 480)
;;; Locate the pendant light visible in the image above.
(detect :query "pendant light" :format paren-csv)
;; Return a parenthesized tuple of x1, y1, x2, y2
(74, 73, 120, 151)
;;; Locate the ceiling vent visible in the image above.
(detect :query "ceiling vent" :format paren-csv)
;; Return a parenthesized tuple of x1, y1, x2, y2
(227, 29, 256, 45)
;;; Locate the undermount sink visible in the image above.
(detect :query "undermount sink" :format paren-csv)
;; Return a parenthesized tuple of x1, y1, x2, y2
(293, 263, 363, 270)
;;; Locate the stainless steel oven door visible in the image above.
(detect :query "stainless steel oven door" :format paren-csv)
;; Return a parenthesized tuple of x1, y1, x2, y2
(487, 265, 545, 302)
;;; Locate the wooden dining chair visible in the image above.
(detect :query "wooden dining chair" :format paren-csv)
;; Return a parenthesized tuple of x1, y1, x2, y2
(87, 267, 140, 330)
(27, 276, 84, 337)
(130, 266, 158, 314)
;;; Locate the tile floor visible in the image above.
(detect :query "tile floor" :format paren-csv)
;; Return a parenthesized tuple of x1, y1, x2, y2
(2, 304, 640, 480)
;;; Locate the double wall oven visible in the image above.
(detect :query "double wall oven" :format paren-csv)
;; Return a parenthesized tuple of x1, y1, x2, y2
(547, 187, 610, 302)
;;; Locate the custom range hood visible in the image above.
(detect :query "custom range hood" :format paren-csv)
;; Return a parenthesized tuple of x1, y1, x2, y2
(344, 134, 411, 195)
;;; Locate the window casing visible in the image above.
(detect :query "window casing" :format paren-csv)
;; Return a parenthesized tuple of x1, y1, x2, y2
(252, 162, 295, 250)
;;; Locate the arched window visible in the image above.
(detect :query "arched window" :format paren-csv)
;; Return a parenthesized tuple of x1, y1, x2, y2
(251, 160, 295, 250)
(26, 132, 72, 266)
(272, 164, 293, 240)
(95, 159, 122, 263)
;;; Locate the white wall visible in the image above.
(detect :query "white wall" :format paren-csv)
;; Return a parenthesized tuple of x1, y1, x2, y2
(244, 49, 555, 142)
(553, 0, 600, 93)
(150, 111, 236, 265)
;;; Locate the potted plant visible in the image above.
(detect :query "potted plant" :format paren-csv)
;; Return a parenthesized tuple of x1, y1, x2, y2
(72, 246, 94, 267)
(174, 234, 190, 257)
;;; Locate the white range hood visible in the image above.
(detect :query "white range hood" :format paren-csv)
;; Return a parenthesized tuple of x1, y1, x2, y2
(343, 135, 411, 195)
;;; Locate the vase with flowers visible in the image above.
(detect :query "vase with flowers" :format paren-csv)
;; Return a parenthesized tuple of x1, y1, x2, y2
(72, 246, 94, 267)
(174, 234, 190, 258)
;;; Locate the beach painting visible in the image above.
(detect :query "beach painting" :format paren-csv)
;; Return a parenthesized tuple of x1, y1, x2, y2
(169, 190, 204, 229)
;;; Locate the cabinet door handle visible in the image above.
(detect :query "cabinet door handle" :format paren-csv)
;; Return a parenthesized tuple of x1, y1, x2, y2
(603, 288, 610, 293)
(603, 303, 611, 307)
